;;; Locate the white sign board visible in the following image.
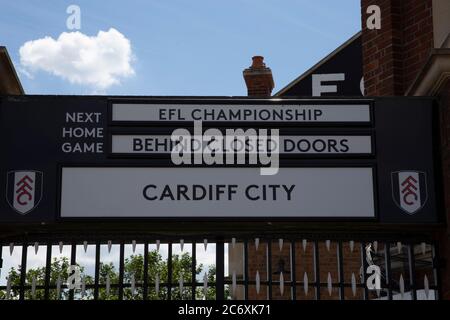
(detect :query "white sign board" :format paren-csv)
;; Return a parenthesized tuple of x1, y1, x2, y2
(60, 167, 375, 218)
(111, 104, 371, 123)
(111, 135, 372, 154)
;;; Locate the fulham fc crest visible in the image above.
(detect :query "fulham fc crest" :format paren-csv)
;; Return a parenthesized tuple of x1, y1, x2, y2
(6, 170, 43, 215)
(391, 171, 427, 215)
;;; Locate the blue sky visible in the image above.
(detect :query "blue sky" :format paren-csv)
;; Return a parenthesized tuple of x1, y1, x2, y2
(0, 0, 361, 96)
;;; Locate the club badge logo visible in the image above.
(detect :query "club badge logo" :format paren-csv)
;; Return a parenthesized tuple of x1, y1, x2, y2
(391, 171, 427, 215)
(6, 170, 43, 215)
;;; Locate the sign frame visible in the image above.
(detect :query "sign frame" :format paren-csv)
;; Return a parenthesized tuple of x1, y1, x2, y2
(107, 98, 375, 127)
(0, 95, 441, 226)
(107, 130, 376, 159)
(55, 163, 380, 222)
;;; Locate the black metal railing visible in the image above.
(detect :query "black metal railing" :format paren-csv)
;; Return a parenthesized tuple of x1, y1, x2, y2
(0, 236, 441, 300)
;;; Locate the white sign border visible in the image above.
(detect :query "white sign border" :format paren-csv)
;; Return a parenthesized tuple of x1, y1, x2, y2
(108, 100, 374, 125)
(58, 165, 378, 221)
(109, 134, 374, 156)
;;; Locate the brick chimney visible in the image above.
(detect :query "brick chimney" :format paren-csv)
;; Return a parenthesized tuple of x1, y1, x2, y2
(243, 56, 274, 97)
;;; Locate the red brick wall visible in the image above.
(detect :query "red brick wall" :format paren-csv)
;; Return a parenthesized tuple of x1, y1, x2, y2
(401, 0, 434, 91)
(361, 0, 434, 96)
(361, 0, 450, 300)
(244, 73, 274, 97)
(245, 242, 365, 300)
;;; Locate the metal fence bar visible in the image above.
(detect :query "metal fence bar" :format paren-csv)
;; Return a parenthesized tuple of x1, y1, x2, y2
(19, 242, 28, 300)
(313, 240, 320, 300)
(69, 242, 76, 300)
(118, 242, 125, 300)
(244, 239, 249, 300)
(0, 236, 441, 301)
(0, 244, 2, 271)
(432, 243, 441, 300)
(44, 243, 52, 300)
(167, 242, 172, 300)
(360, 242, 369, 300)
(143, 242, 149, 300)
(94, 242, 100, 300)
(191, 241, 196, 300)
(215, 239, 224, 300)
(408, 243, 417, 300)
(291, 240, 296, 300)
(337, 241, 345, 300)
(267, 239, 273, 300)
(0, 244, 3, 295)
(385, 242, 393, 300)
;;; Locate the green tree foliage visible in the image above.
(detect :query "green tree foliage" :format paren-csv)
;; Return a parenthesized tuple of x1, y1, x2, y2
(0, 251, 217, 300)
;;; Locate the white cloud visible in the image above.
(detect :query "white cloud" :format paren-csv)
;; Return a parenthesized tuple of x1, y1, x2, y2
(19, 28, 135, 91)
(16, 66, 34, 80)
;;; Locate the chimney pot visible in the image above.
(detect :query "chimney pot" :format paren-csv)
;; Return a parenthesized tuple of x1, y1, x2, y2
(251, 56, 265, 68)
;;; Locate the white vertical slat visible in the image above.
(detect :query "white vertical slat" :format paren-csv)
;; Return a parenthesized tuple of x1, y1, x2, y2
(203, 272, 208, 296)
(106, 274, 111, 296)
(155, 274, 160, 295)
(232, 271, 237, 298)
(373, 241, 378, 253)
(6, 277, 11, 299)
(180, 239, 184, 252)
(397, 242, 402, 254)
(156, 240, 160, 252)
(255, 238, 259, 251)
(349, 240, 354, 253)
(278, 239, 283, 251)
(56, 276, 61, 299)
(255, 271, 260, 295)
(399, 274, 405, 300)
(424, 275, 430, 300)
(31, 276, 36, 299)
(179, 274, 184, 297)
(327, 272, 333, 296)
(279, 272, 284, 296)
(421, 242, 427, 256)
(131, 274, 136, 296)
(326, 240, 331, 252)
(351, 273, 357, 297)
(302, 239, 307, 252)
(304, 272, 308, 295)
(81, 277, 86, 298)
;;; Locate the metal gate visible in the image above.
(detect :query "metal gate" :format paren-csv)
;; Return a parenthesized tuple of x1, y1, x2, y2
(0, 235, 441, 300)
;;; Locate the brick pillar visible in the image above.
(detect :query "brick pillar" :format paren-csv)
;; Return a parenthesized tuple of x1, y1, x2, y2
(243, 56, 274, 97)
(401, 0, 434, 90)
(361, 0, 433, 96)
(361, 0, 450, 299)
(361, 0, 404, 95)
